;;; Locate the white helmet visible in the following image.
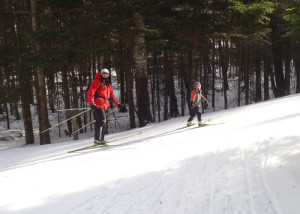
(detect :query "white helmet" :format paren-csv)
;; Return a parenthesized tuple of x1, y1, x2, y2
(194, 82, 201, 88)
(101, 68, 109, 74)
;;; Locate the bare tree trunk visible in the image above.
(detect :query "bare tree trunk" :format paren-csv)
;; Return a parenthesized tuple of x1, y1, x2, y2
(156, 58, 161, 122)
(5, 103, 10, 129)
(30, 0, 51, 144)
(179, 53, 186, 115)
(123, 29, 136, 129)
(78, 63, 87, 132)
(119, 64, 126, 105)
(284, 39, 291, 95)
(212, 43, 216, 111)
(62, 68, 72, 134)
(119, 38, 126, 104)
(169, 54, 179, 117)
(218, 40, 228, 109)
(0, 68, 10, 129)
(238, 43, 242, 107)
(125, 62, 136, 129)
(263, 45, 271, 101)
(188, 46, 197, 91)
(202, 49, 210, 113)
(255, 54, 262, 103)
(151, 54, 157, 122)
(47, 71, 56, 113)
(270, 12, 286, 97)
(245, 44, 250, 105)
(132, 12, 152, 127)
(20, 73, 35, 144)
(295, 40, 300, 93)
(163, 52, 169, 120)
(71, 67, 83, 132)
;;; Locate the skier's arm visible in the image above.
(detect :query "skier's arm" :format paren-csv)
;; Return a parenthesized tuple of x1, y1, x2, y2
(190, 90, 196, 106)
(201, 94, 208, 102)
(87, 80, 101, 105)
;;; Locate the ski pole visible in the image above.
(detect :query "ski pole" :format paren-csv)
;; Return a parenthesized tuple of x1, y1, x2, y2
(57, 108, 90, 111)
(105, 107, 119, 116)
(71, 120, 95, 135)
(71, 107, 119, 135)
(41, 108, 91, 134)
(112, 110, 121, 129)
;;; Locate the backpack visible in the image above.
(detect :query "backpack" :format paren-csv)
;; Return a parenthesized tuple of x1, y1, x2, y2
(86, 78, 104, 100)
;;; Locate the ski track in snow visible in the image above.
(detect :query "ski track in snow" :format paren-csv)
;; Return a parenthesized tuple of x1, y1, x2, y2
(244, 150, 256, 214)
(66, 143, 284, 214)
(257, 144, 284, 214)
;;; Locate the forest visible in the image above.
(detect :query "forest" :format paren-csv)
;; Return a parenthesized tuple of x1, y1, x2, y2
(1, 0, 300, 145)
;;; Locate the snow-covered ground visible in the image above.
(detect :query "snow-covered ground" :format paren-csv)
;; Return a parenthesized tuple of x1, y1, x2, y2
(0, 94, 300, 214)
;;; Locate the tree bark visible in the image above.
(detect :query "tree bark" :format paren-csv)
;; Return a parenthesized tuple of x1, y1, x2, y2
(284, 38, 291, 95)
(30, 0, 51, 144)
(156, 58, 161, 122)
(263, 45, 271, 101)
(62, 68, 72, 134)
(255, 54, 262, 103)
(245, 44, 249, 105)
(270, 12, 286, 97)
(295, 40, 300, 93)
(125, 62, 136, 129)
(169, 54, 179, 117)
(218, 40, 228, 109)
(163, 52, 169, 120)
(47, 71, 56, 113)
(20, 73, 35, 144)
(132, 12, 152, 127)
(151, 54, 157, 122)
(212, 43, 216, 111)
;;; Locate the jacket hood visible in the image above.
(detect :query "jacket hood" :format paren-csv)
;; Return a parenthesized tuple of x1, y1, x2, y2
(95, 72, 102, 79)
(94, 72, 109, 85)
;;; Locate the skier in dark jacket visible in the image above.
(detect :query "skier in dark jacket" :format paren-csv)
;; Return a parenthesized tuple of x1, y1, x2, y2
(87, 68, 120, 145)
(187, 82, 208, 127)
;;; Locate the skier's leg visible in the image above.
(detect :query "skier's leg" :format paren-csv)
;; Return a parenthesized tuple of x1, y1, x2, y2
(196, 109, 202, 121)
(99, 108, 106, 142)
(187, 107, 197, 125)
(196, 110, 202, 126)
(94, 108, 106, 141)
(94, 108, 101, 141)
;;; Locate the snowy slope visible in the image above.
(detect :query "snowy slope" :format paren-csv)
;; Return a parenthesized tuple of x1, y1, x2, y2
(0, 94, 300, 214)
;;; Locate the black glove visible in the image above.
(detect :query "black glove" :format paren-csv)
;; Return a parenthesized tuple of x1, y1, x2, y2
(204, 101, 208, 109)
(90, 103, 97, 110)
(119, 104, 127, 113)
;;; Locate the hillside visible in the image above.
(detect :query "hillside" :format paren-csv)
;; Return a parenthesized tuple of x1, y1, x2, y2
(0, 94, 300, 214)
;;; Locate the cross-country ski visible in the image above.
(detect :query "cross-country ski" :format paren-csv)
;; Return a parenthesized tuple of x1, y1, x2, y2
(68, 131, 142, 153)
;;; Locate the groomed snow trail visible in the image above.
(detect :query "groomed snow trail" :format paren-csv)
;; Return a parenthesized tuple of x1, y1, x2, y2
(0, 95, 300, 214)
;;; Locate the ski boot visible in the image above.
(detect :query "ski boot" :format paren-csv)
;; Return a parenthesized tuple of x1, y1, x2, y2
(198, 120, 204, 127)
(187, 121, 194, 126)
(94, 139, 107, 146)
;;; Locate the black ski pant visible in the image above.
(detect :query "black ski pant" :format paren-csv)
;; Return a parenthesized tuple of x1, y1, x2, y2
(188, 107, 202, 122)
(93, 107, 106, 141)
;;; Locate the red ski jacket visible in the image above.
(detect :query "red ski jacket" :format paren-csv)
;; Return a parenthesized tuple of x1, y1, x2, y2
(87, 73, 119, 110)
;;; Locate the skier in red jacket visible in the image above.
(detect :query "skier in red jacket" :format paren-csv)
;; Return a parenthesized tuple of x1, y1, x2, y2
(87, 68, 120, 145)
